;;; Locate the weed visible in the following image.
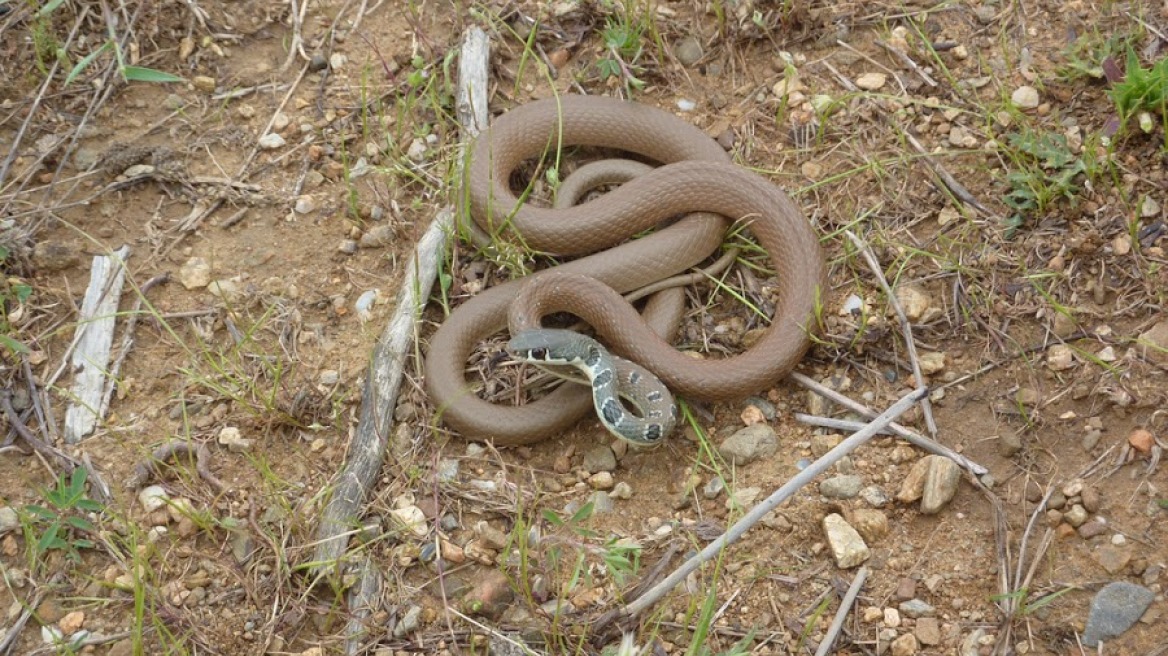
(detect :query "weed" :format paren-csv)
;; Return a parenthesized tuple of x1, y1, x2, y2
(991, 586, 1074, 616)
(1057, 29, 1133, 82)
(1109, 47, 1168, 140)
(0, 245, 32, 354)
(999, 128, 1090, 236)
(21, 467, 103, 568)
(596, 5, 650, 96)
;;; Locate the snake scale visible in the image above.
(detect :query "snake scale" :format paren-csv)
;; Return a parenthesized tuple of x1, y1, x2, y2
(424, 95, 827, 446)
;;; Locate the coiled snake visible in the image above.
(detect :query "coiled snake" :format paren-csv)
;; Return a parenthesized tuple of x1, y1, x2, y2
(425, 95, 827, 446)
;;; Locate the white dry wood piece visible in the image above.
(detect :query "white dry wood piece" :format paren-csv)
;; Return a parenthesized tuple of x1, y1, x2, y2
(310, 26, 490, 578)
(63, 245, 131, 444)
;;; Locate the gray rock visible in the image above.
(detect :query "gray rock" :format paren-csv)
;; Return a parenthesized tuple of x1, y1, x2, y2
(436, 458, 459, 482)
(702, 476, 724, 499)
(257, 133, 286, 150)
(32, 241, 78, 272)
(589, 491, 614, 513)
(393, 604, 422, 638)
(743, 397, 776, 420)
(898, 599, 935, 618)
(674, 36, 703, 67)
(718, 424, 777, 466)
(582, 445, 617, 473)
(1082, 582, 1155, 647)
(0, 507, 18, 534)
(819, 474, 864, 499)
(860, 485, 890, 508)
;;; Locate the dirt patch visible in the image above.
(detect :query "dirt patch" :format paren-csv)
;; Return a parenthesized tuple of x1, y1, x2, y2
(2, 0, 1167, 654)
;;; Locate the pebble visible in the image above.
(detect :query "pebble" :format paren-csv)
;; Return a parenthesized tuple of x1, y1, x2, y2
(860, 486, 890, 508)
(1078, 519, 1108, 539)
(406, 138, 428, 162)
(1128, 428, 1154, 453)
(899, 599, 935, 618)
(717, 424, 777, 465)
(849, 509, 889, 543)
(896, 458, 930, 504)
(589, 491, 614, 513)
(178, 257, 211, 290)
(895, 285, 932, 321)
(360, 225, 396, 248)
(1064, 504, 1089, 527)
(216, 426, 252, 453)
(338, 239, 358, 254)
(138, 485, 168, 513)
(393, 605, 422, 637)
(855, 72, 887, 90)
(388, 506, 427, 538)
(895, 578, 917, 601)
(920, 455, 961, 514)
(703, 477, 724, 499)
(1046, 344, 1075, 370)
(810, 433, 843, 456)
(890, 632, 918, 656)
(918, 351, 946, 374)
(329, 53, 347, 70)
(823, 513, 870, 568)
(725, 486, 761, 510)
(819, 475, 864, 499)
(1138, 320, 1168, 365)
(588, 471, 614, 490)
(883, 607, 901, 627)
(1081, 582, 1155, 646)
(192, 75, 216, 93)
(32, 241, 78, 272)
(674, 36, 703, 66)
(1081, 487, 1101, 513)
(1012, 85, 1040, 110)
(0, 507, 18, 534)
(258, 133, 286, 149)
(611, 482, 633, 500)
(1094, 545, 1131, 574)
(744, 397, 777, 420)
(582, 445, 617, 473)
(308, 54, 329, 72)
(436, 458, 459, 482)
(915, 617, 941, 645)
(293, 195, 315, 215)
(997, 431, 1023, 458)
(1141, 195, 1160, 218)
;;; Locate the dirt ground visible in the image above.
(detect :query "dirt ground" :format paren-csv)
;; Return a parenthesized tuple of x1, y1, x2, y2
(2, 0, 1167, 654)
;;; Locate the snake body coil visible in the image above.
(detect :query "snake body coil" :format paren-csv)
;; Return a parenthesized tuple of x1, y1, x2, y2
(425, 95, 827, 445)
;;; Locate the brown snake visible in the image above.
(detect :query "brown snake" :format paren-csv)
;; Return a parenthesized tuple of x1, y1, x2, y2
(425, 95, 827, 445)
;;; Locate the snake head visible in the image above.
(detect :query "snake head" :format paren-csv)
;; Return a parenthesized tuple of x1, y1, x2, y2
(506, 328, 589, 364)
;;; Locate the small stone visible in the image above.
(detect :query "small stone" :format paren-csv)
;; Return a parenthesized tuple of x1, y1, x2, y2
(0, 507, 18, 534)
(740, 404, 766, 426)
(1046, 344, 1075, 370)
(406, 138, 428, 162)
(216, 426, 252, 453)
(389, 506, 427, 538)
(192, 75, 216, 93)
(915, 617, 941, 645)
(920, 456, 961, 514)
(293, 195, 316, 214)
(1081, 487, 1101, 513)
(360, 224, 396, 248)
(820, 475, 864, 499)
(849, 508, 889, 543)
(855, 72, 887, 90)
(582, 445, 617, 473)
(703, 477, 725, 499)
(1078, 519, 1108, 539)
(32, 241, 78, 272)
(918, 351, 946, 374)
(1082, 582, 1155, 646)
(1082, 429, 1102, 452)
(138, 485, 168, 513)
(1141, 196, 1160, 218)
(271, 112, 291, 131)
(810, 433, 843, 457)
(393, 605, 422, 638)
(860, 486, 890, 508)
(801, 161, 823, 179)
(58, 610, 85, 634)
(258, 133, 286, 150)
(823, 513, 870, 568)
(1094, 545, 1131, 574)
(895, 285, 931, 321)
(1128, 428, 1155, 453)
(725, 486, 761, 510)
(1138, 321, 1168, 365)
(899, 599, 935, 618)
(890, 632, 918, 656)
(589, 491, 614, 513)
(611, 482, 633, 500)
(998, 431, 1023, 458)
(588, 471, 614, 490)
(552, 455, 571, 474)
(896, 458, 930, 504)
(717, 424, 778, 466)
(237, 104, 256, 119)
(329, 53, 347, 70)
(883, 607, 901, 627)
(338, 240, 358, 254)
(1012, 85, 1040, 110)
(674, 36, 703, 67)
(1064, 504, 1089, 527)
(178, 257, 212, 290)
(948, 125, 975, 148)
(308, 54, 329, 72)
(895, 578, 917, 601)
(952, 44, 969, 60)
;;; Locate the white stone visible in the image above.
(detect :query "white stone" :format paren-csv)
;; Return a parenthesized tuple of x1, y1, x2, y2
(1012, 85, 1040, 110)
(855, 72, 887, 90)
(258, 133, 286, 149)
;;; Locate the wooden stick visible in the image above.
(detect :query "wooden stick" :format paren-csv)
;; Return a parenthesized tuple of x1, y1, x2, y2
(814, 566, 869, 656)
(309, 25, 490, 578)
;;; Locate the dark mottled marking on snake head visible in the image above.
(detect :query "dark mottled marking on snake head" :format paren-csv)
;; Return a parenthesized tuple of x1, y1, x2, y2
(529, 347, 549, 361)
(584, 346, 602, 368)
(601, 398, 623, 426)
(647, 409, 663, 419)
(628, 371, 641, 385)
(670, 406, 678, 420)
(644, 424, 662, 442)
(592, 369, 614, 388)
(646, 390, 662, 402)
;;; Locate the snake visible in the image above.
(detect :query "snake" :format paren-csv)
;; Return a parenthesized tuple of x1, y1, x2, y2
(424, 94, 827, 446)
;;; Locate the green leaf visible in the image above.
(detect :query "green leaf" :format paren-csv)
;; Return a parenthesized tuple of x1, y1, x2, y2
(541, 509, 564, 527)
(34, 0, 67, 19)
(121, 66, 184, 83)
(36, 523, 61, 552)
(64, 41, 112, 87)
(24, 505, 57, 520)
(72, 538, 95, 550)
(0, 334, 29, 355)
(569, 501, 594, 524)
(76, 499, 103, 513)
(68, 466, 88, 497)
(65, 516, 96, 532)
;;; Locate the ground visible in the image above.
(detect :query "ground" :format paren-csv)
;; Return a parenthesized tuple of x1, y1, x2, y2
(1, 0, 1167, 654)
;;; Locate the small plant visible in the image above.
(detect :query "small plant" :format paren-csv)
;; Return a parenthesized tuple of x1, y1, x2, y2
(597, 15, 647, 95)
(0, 245, 33, 354)
(1000, 128, 1089, 236)
(541, 502, 642, 587)
(1109, 47, 1168, 138)
(22, 467, 103, 566)
(1057, 29, 1132, 82)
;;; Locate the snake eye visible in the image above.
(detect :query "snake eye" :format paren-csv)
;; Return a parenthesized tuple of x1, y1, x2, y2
(529, 347, 548, 360)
